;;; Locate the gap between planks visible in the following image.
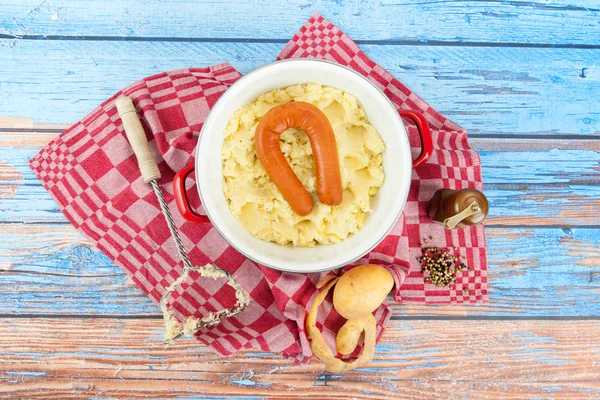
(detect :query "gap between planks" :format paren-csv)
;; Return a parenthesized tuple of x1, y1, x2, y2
(3, 33, 600, 50)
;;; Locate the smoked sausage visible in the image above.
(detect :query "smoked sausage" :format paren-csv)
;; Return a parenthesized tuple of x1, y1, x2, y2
(254, 101, 343, 216)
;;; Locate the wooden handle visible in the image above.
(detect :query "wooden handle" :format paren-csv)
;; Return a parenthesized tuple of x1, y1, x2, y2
(115, 96, 161, 183)
(443, 201, 480, 229)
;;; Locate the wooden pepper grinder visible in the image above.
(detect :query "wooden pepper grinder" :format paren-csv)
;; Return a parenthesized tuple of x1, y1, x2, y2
(428, 188, 489, 229)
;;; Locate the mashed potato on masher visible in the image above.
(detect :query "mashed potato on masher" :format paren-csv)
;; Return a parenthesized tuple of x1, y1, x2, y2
(221, 84, 385, 247)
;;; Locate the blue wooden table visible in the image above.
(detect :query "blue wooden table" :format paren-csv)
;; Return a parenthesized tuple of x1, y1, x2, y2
(1, 1, 599, 398)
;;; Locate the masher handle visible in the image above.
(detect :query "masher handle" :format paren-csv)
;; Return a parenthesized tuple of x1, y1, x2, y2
(116, 96, 161, 183)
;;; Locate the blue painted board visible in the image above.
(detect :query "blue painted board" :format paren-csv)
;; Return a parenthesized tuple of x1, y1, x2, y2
(1, 144, 599, 224)
(0, 40, 598, 133)
(1, 0, 599, 45)
(1, 223, 599, 316)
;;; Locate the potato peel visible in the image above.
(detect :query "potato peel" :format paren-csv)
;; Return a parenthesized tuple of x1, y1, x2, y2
(305, 275, 377, 373)
(336, 317, 368, 355)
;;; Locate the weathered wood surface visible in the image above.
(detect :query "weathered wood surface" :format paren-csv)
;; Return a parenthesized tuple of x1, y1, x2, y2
(1, 1, 599, 397)
(2, 0, 599, 45)
(1, 318, 599, 399)
(0, 40, 598, 134)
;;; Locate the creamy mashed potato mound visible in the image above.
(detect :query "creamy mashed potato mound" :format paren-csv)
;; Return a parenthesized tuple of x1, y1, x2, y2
(221, 84, 385, 247)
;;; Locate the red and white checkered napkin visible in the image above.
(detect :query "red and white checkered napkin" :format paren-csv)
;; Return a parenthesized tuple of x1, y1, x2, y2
(29, 13, 487, 363)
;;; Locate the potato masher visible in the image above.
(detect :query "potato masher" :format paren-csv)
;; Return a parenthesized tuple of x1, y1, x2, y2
(115, 96, 249, 344)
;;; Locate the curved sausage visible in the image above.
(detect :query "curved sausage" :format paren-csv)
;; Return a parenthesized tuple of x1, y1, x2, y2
(254, 101, 343, 216)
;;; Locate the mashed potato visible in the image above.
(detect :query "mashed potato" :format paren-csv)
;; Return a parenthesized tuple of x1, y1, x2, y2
(221, 84, 385, 247)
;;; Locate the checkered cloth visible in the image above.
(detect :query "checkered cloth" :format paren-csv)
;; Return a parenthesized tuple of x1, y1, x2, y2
(29, 13, 487, 364)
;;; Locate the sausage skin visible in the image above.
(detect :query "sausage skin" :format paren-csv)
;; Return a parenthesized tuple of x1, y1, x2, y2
(254, 101, 343, 216)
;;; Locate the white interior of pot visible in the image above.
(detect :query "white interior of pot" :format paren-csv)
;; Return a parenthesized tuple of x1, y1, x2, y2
(196, 58, 412, 273)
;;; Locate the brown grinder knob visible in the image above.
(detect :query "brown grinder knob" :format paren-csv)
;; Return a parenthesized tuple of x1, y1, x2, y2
(427, 188, 489, 229)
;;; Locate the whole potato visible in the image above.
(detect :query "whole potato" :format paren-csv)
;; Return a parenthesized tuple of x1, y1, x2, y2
(333, 264, 394, 320)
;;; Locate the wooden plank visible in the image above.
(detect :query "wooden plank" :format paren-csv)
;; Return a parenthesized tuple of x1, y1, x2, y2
(0, 161, 21, 199)
(5, 178, 599, 227)
(1, 224, 599, 317)
(2, 136, 599, 225)
(0, 224, 157, 316)
(0, 117, 70, 131)
(0, 40, 598, 134)
(485, 184, 600, 226)
(1, 317, 599, 399)
(1, 0, 599, 45)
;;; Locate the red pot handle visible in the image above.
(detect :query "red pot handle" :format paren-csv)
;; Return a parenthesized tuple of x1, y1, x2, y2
(174, 111, 431, 222)
(399, 110, 433, 168)
(173, 163, 210, 223)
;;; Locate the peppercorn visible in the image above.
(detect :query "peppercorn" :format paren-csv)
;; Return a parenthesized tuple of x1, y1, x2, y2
(418, 246, 468, 288)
